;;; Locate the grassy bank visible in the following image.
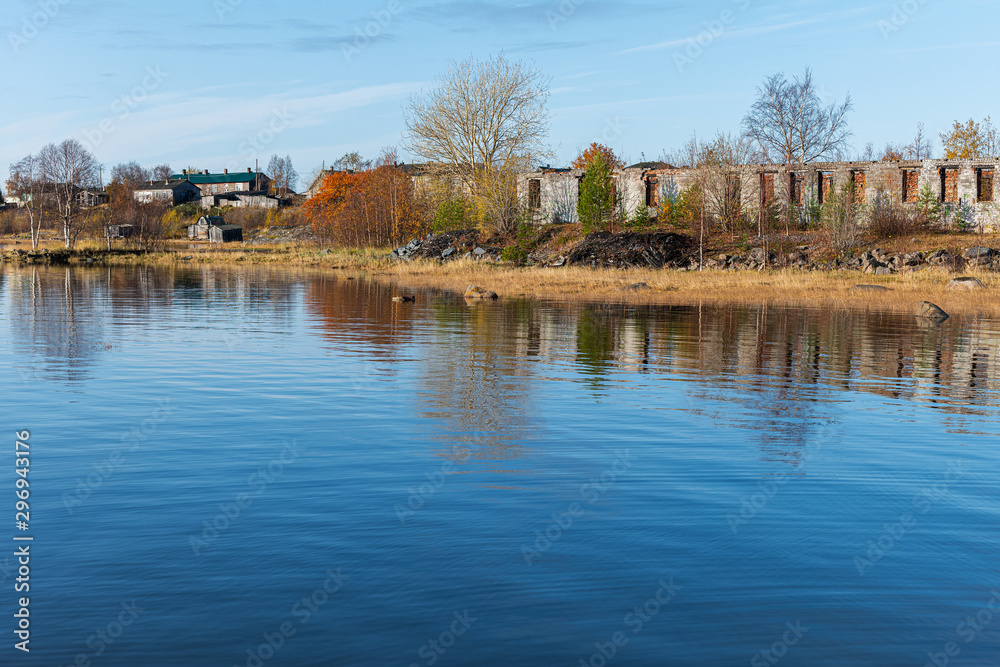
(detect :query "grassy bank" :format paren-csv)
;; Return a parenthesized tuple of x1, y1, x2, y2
(3, 233, 999, 318)
(372, 261, 999, 317)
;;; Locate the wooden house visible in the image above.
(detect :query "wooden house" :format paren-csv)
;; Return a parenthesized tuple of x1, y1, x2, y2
(134, 180, 201, 206)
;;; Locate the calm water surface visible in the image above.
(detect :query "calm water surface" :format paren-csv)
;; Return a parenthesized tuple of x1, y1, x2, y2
(1, 265, 998, 666)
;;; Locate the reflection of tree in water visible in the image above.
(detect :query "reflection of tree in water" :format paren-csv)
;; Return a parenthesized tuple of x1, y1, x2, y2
(304, 276, 415, 360)
(415, 299, 539, 464)
(4, 265, 303, 385)
(5, 266, 109, 383)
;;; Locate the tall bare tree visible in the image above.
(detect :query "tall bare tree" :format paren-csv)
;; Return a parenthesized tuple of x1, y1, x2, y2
(403, 54, 551, 234)
(905, 122, 933, 159)
(151, 164, 172, 181)
(8, 154, 45, 249)
(37, 140, 99, 249)
(267, 154, 298, 197)
(697, 132, 758, 236)
(742, 68, 853, 165)
(111, 161, 152, 189)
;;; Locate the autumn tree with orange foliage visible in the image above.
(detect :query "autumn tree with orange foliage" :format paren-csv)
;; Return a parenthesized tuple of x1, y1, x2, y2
(572, 142, 625, 170)
(305, 148, 426, 247)
(940, 117, 999, 159)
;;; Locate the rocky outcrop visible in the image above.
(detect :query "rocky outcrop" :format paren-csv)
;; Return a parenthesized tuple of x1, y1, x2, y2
(565, 231, 694, 269)
(392, 230, 504, 263)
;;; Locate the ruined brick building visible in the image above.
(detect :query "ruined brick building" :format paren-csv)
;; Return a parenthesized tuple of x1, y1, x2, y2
(518, 159, 1000, 230)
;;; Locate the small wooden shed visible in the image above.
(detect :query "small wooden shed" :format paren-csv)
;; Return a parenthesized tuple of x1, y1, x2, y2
(106, 224, 135, 239)
(208, 224, 243, 244)
(188, 215, 226, 240)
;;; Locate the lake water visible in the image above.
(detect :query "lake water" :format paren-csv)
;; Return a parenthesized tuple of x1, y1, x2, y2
(1, 265, 998, 666)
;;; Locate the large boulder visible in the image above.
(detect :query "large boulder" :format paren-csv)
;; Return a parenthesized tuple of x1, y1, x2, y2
(946, 277, 985, 291)
(963, 247, 994, 260)
(916, 301, 949, 320)
(464, 285, 499, 300)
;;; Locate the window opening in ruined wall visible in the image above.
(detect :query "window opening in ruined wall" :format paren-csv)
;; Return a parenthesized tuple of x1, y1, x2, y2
(818, 172, 834, 204)
(645, 176, 659, 208)
(851, 170, 866, 203)
(940, 168, 958, 203)
(528, 179, 541, 209)
(902, 169, 920, 203)
(760, 173, 775, 210)
(789, 173, 804, 206)
(977, 168, 994, 203)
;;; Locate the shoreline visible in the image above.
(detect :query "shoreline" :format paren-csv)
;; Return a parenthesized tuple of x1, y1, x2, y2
(2, 244, 997, 318)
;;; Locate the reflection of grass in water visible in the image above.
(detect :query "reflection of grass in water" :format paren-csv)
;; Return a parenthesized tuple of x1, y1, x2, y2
(11, 237, 1000, 316)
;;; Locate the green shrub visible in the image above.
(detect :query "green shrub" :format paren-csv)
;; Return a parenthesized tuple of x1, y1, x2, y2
(433, 197, 470, 232)
(577, 152, 618, 233)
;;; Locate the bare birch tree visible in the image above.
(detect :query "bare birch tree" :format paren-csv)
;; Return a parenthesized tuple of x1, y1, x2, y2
(111, 161, 152, 188)
(267, 154, 299, 197)
(403, 54, 551, 234)
(742, 68, 853, 165)
(151, 164, 172, 180)
(37, 140, 99, 249)
(403, 54, 551, 178)
(905, 122, 933, 159)
(8, 154, 45, 249)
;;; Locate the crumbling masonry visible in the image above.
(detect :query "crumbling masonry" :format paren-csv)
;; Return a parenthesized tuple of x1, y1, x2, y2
(518, 159, 1000, 230)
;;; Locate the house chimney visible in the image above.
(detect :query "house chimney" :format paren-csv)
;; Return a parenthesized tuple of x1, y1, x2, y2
(224, 169, 228, 174)
(247, 168, 252, 174)
(204, 170, 209, 175)
(183, 169, 187, 175)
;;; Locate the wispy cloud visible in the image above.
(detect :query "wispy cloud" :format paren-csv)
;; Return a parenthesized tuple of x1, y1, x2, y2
(620, 18, 822, 54)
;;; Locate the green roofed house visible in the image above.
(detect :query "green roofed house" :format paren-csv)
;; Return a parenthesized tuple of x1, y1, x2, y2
(171, 168, 272, 196)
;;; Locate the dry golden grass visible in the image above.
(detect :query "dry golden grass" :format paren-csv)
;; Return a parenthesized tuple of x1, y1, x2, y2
(4, 233, 999, 317)
(371, 260, 1000, 317)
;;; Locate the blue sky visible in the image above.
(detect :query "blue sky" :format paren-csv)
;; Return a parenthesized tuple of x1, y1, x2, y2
(3, 0, 999, 187)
